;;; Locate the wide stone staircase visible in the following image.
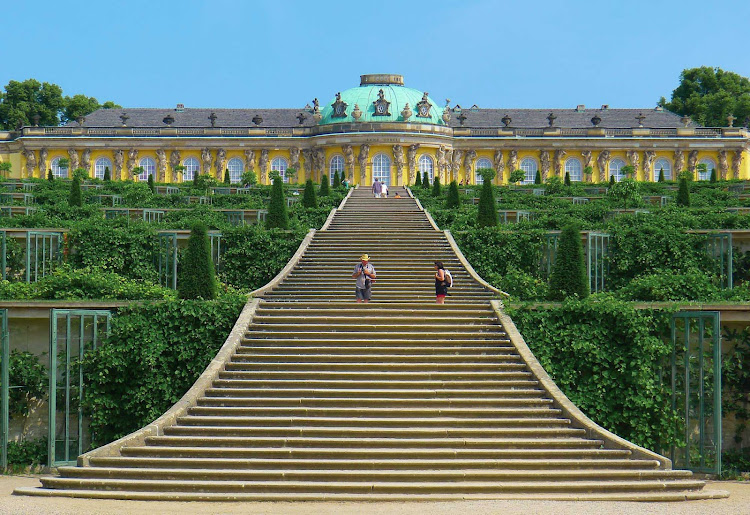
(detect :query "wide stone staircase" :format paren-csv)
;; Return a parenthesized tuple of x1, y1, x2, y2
(15, 186, 728, 501)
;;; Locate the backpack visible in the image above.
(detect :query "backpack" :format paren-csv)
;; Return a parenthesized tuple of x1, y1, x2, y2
(444, 269, 453, 287)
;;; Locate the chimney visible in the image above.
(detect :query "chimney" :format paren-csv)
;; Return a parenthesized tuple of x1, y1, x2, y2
(601, 104, 609, 110)
(575, 104, 585, 112)
(175, 103, 185, 112)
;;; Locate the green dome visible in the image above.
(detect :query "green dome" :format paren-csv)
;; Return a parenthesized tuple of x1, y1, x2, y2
(319, 74, 445, 126)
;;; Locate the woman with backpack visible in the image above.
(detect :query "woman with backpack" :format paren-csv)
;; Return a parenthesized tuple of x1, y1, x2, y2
(434, 261, 451, 304)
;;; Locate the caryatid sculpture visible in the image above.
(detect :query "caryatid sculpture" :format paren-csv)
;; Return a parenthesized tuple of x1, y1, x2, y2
(313, 147, 326, 178)
(674, 150, 685, 174)
(22, 149, 36, 178)
(507, 149, 518, 176)
(493, 150, 504, 182)
(81, 149, 92, 175)
(444, 149, 454, 183)
(342, 145, 355, 181)
(733, 150, 743, 179)
(200, 148, 212, 176)
(406, 144, 420, 184)
(156, 149, 168, 182)
(39, 148, 48, 176)
(258, 149, 269, 183)
(553, 149, 566, 177)
(464, 150, 477, 182)
(127, 149, 139, 178)
(68, 148, 80, 172)
(215, 149, 226, 179)
(718, 150, 728, 180)
(688, 150, 698, 173)
(392, 145, 405, 186)
(581, 150, 593, 172)
(539, 150, 550, 181)
(289, 148, 301, 177)
(244, 150, 255, 173)
(113, 150, 124, 180)
(357, 144, 370, 183)
(451, 149, 463, 183)
(169, 150, 181, 180)
(626, 150, 640, 177)
(597, 150, 610, 182)
(435, 146, 447, 183)
(301, 149, 313, 180)
(643, 151, 656, 182)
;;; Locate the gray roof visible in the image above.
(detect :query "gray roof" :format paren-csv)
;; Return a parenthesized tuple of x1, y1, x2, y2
(72, 106, 696, 129)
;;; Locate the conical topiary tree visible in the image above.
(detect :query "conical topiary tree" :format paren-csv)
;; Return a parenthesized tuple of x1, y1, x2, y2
(69, 176, 82, 207)
(267, 176, 289, 229)
(303, 178, 318, 208)
(564, 171, 571, 186)
(432, 175, 441, 197)
(178, 222, 217, 300)
(147, 174, 155, 192)
(609, 174, 615, 186)
(47, 169, 54, 182)
(422, 172, 429, 187)
(320, 174, 330, 196)
(446, 180, 459, 209)
(224, 169, 230, 184)
(676, 177, 690, 207)
(534, 171, 541, 184)
(477, 169, 498, 227)
(710, 168, 717, 183)
(414, 172, 422, 188)
(103, 167, 111, 181)
(332, 171, 340, 190)
(658, 167, 665, 182)
(548, 224, 589, 301)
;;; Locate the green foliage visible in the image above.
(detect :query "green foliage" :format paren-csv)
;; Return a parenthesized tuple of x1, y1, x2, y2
(266, 177, 289, 229)
(302, 179, 318, 208)
(0, 350, 47, 417)
(507, 298, 680, 449)
(414, 172, 422, 188)
(722, 448, 750, 479)
(82, 294, 246, 445)
(721, 326, 750, 446)
(607, 178, 643, 208)
(477, 180, 498, 227)
(147, 174, 155, 193)
(0, 162, 11, 177)
(614, 269, 722, 301)
(658, 167, 665, 182)
(446, 181, 459, 209)
(677, 178, 691, 206)
(6, 437, 47, 467)
(583, 166, 593, 177)
(548, 224, 588, 300)
(332, 170, 340, 189)
(431, 174, 441, 197)
(498, 267, 548, 299)
(422, 171, 429, 186)
(47, 169, 53, 182)
(68, 176, 82, 207)
(72, 167, 88, 181)
(103, 167, 110, 181)
(0, 79, 65, 129)
(178, 223, 218, 300)
(658, 66, 750, 127)
(193, 173, 216, 191)
(710, 168, 717, 182)
(223, 169, 230, 185)
(620, 165, 635, 178)
(320, 174, 330, 196)
(534, 171, 542, 184)
(476, 168, 496, 182)
(609, 174, 615, 186)
(509, 169, 525, 184)
(544, 176, 565, 195)
(61, 94, 120, 125)
(564, 172, 571, 186)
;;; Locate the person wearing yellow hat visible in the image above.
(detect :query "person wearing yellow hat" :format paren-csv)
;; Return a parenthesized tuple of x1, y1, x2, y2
(352, 253, 376, 303)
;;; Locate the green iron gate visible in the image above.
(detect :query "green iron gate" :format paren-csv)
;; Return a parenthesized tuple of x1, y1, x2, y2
(209, 232, 223, 273)
(157, 233, 178, 289)
(0, 309, 9, 468)
(706, 233, 733, 290)
(26, 231, 62, 283)
(670, 311, 722, 475)
(587, 232, 610, 293)
(540, 233, 559, 279)
(48, 309, 111, 467)
(0, 231, 6, 281)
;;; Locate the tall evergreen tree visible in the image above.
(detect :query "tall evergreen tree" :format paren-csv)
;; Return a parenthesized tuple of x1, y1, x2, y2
(178, 222, 217, 300)
(564, 171, 571, 186)
(548, 224, 589, 300)
(47, 169, 53, 182)
(658, 168, 665, 182)
(432, 174, 441, 196)
(477, 169, 498, 227)
(303, 178, 318, 208)
(534, 171, 541, 184)
(609, 175, 615, 186)
(267, 176, 289, 229)
(414, 172, 422, 188)
(332, 170, 340, 190)
(676, 177, 691, 206)
(422, 172, 429, 187)
(147, 174, 155, 193)
(224, 169, 230, 184)
(710, 168, 717, 182)
(446, 180, 460, 208)
(103, 167, 110, 181)
(320, 174, 330, 196)
(69, 176, 82, 207)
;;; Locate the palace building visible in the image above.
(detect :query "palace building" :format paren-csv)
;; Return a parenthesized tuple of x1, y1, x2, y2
(1, 73, 749, 185)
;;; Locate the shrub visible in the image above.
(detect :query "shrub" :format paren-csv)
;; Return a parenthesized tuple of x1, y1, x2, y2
(564, 171, 571, 186)
(477, 181, 499, 227)
(223, 169, 230, 185)
(68, 176, 82, 207)
(676, 177, 690, 206)
(320, 174, 330, 196)
(658, 168, 665, 182)
(535, 171, 542, 184)
(509, 169, 526, 184)
(414, 172, 422, 188)
(103, 167, 111, 181)
(422, 171, 429, 186)
(446, 181, 459, 208)
(710, 168, 717, 183)
(241, 170, 257, 186)
(615, 269, 721, 301)
(498, 267, 548, 299)
(29, 266, 175, 300)
(303, 179, 318, 208)
(3, 350, 47, 417)
(178, 222, 217, 300)
(7, 437, 47, 467)
(266, 176, 289, 229)
(609, 175, 615, 186)
(607, 178, 643, 208)
(548, 224, 588, 300)
(332, 171, 340, 190)
(147, 174, 155, 193)
(432, 174, 441, 197)
(47, 169, 53, 182)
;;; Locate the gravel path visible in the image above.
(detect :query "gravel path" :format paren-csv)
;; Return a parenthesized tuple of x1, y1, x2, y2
(0, 476, 747, 515)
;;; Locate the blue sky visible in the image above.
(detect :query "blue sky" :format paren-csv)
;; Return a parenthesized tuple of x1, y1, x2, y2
(2, 0, 749, 110)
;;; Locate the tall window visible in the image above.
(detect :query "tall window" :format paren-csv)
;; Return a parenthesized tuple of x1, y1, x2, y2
(227, 158, 243, 184)
(654, 158, 671, 181)
(271, 157, 289, 183)
(139, 157, 155, 181)
(329, 155, 344, 184)
(51, 157, 68, 178)
(564, 158, 582, 182)
(418, 155, 434, 184)
(609, 158, 626, 182)
(520, 158, 538, 185)
(372, 154, 391, 185)
(698, 158, 715, 181)
(94, 158, 112, 180)
(182, 157, 200, 182)
(475, 158, 492, 185)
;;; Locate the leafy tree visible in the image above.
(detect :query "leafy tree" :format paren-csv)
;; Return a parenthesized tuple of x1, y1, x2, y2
(241, 170, 257, 186)
(147, 174, 155, 193)
(476, 168, 498, 227)
(223, 169, 230, 184)
(548, 224, 588, 300)
(534, 171, 541, 184)
(69, 176, 82, 207)
(432, 174, 441, 196)
(676, 177, 690, 207)
(564, 171, 571, 186)
(178, 222, 217, 300)
(172, 164, 186, 183)
(414, 171, 422, 188)
(621, 165, 635, 178)
(302, 178, 317, 208)
(658, 67, 750, 127)
(0, 162, 11, 177)
(696, 163, 707, 180)
(132, 166, 144, 182)
(583, 166, 593, 179)
(103, 167, 111, 181)
(509, 169, 525, 184)
(267, 176, 289, 229)
(0, 79, 64, 129)
(320, 174, 330, 196)
(72, 167, 88, 181)
(658, 167, 665, 182)
(61, 94, 120, 124)
(57, 157, 70, 171)
(446, 180, 459, 208)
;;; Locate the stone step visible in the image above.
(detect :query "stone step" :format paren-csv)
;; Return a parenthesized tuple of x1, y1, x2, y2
(174, 415, 568, 428)
(210, 379, 541, 389)
(184, 406, 558, 419)
(228, 354, 522, 365)
(195, 396, 550, 409)
(233, 346, 513, 355)
(202, 387, 542, 398)
(239, 339, 512, 347)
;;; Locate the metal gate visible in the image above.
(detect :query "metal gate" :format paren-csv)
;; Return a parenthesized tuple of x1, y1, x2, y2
(157, 233, 178, 289)
(587, 232, 609, 293)
(0, 309, 9, 467)
(540, 232, 559, 279)
(706, 233, 733, 289)
(26, 231, 62, 283)
(670, 311, 722, 474)
(48, 309, 111, 467)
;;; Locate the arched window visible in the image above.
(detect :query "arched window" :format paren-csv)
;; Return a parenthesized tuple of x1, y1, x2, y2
(51, 157, 68, 179)
(609, 158, 626, 182)
(698, 158, 716, 181)
(654, 158, 671, 181)
(138, 157, 155, 181)
(271, 157, 289, 183)
(475, 158, 493, 185)
(94, 158, 112, 180)
(182, 157, 200, 182)
(564, 158, 582, 182)
(227, 158, 243, 184)
(418, 155, 434, 184)
(520, 158, 538, 185)
(329, 155, 344, 184)
(372, 154, 391, 185)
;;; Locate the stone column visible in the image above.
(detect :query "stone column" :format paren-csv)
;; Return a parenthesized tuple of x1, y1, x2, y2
(626, 150, 640, 178)
(688, 150, 698, 174)
(200, 148, 212, 177)
(169, 150, 181, 182)
(39, 148, 48, 177)
(127, 149, 139, 179)
(244, 150, 255, 176)
(81, 149, 92, 176)
(301, 149, 313, 181)
(451, 149, 463, 183)
(493, 150, 504, 184)
(581, 150, 593, 182)
(342, 145, 355, 182)
(68, 148, 80, 172)
(290, 148, 302, 178)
